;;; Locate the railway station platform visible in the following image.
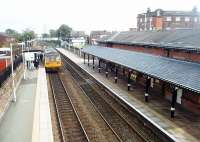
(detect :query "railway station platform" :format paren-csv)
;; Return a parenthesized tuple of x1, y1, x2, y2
(58, 47, 200, 142)
(0, 67, 53, 142)
(32, 67, 53, 142)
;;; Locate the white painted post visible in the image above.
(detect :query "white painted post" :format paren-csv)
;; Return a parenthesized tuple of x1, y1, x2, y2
(10, 43, 16, 102)
(22, 42, 26, 79)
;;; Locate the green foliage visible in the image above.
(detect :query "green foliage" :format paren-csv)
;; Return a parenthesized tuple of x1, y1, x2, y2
(57, 24, 72, 39)
(5, 29, 16, 35)
(5, 28, 36, 42)
(5, 29, 22, 42)
(21, 29, 36, 41)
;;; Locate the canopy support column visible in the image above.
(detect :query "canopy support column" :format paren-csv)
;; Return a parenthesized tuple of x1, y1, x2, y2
(171, 87, 178, 118)
(115, 66, 118, 83)
(105, 62, 108, 78)
(123, 68, 125, 77)
(98, 59, 101, 73)
(92, 56, 95, 69)
(145, 77, 151, 102)
(128, 70, 131, 91)
(83, 53, 86, 64)
(87, 54, 90, 66)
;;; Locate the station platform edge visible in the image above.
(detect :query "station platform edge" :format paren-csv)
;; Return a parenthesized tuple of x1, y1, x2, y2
(31, 67, 53, 142)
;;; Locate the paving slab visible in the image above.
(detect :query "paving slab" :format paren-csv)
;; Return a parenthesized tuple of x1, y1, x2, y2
(0, 70, 37, 142)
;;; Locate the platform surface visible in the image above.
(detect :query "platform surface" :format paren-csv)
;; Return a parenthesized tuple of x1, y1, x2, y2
(31, 67, 53, 142)
(0, 70, 37, 142)
(58, 47, 200, 142)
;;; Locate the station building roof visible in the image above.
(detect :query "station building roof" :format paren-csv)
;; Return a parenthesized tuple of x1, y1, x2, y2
(97, 30, 200, 52)
(82, 46, 200, 93)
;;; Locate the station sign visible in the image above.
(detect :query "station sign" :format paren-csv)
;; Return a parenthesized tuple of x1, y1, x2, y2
(25, 52, 35, 61)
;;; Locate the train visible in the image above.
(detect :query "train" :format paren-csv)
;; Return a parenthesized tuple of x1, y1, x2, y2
(44, 48, 62, 71)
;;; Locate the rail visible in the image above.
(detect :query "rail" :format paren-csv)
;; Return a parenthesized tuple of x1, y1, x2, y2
(49, 73, 90, 142)
(61, 55, 150, 142)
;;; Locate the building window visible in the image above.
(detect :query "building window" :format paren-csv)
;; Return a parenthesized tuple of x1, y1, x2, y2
(149, 17, 153, 22)
(166, 17, 172, 21)
(140, 18, 143, 22)
(194, 17, 198, 22)
(176, 17, 181, 21)
(185, 17, 190, 22)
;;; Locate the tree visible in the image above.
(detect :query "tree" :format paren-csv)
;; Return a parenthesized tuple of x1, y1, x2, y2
(49, 29, 57, 37)
(5, 29, 17, 35)
(21, 29, 36, 41)
(5, 29, 22, 42)
(57, 24, 72, 39)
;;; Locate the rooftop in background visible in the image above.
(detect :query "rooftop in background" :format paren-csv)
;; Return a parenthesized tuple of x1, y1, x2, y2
(137, 8, 200, 31)
(71, 31, 87, 38)
(82, 46, 200, 93)
(97, 30, 200, 52)
(138, 8, 200, 17)
(0, 32, 9, 37)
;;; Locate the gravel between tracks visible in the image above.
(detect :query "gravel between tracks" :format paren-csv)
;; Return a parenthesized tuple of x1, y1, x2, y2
(47, 75, 62, 142)
(59, 70, 120, 142)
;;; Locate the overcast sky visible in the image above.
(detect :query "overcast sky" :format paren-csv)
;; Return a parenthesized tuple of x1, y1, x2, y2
(0, 0, 200, 34)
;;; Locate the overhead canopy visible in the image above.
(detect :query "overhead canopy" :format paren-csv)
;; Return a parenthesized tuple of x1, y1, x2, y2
(82, 46, 200, 93)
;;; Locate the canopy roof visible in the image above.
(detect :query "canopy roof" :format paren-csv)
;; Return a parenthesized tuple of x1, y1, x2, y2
(82, 46, 200, 93)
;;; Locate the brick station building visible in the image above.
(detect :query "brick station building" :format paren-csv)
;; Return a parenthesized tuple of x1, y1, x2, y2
(90, 30, 200, 115)
(137, 8, 200, 31)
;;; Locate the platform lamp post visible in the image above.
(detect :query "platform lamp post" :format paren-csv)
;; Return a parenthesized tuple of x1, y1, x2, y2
(22, 42, 26, 80)
(10, 43, 16, 102)
(170, 85, 178, 118)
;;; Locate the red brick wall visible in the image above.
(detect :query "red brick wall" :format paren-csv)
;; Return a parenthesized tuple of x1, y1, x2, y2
(109, 44, 200, 63)
(170, 51, 200, 63)
(112, 44, 165, 56)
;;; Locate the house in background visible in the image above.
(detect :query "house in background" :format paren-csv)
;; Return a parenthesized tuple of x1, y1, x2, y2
(137, 7, 200, 31)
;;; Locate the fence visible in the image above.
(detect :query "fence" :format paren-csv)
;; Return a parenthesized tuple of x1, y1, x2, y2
(0, 56, 22, 87)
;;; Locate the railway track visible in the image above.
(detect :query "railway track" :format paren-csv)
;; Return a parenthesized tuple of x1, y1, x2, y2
(49, 73, 90, 142)
(59, 70, 122, 142)
(60, 55, 150, 142)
